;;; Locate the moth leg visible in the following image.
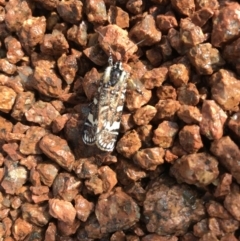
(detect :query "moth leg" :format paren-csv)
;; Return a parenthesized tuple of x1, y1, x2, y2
(127, 77, 144, 95)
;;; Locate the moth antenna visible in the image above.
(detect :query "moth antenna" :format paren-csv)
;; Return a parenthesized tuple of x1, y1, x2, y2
(95, 30, 113, 66)
(108, 47, 113, 66)
(125, 38, 145, 53)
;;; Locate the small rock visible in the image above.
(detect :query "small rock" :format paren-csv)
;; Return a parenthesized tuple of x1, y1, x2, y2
(2, 142, 25, 161)
(179, 125, 203, 153)
(156, 85, 177, 100)
(168, 28, 182, 54)
(165, 150, 178, 163)
(177, 83, 200, 106)
(1, 160, 28, 194)
(160, 35, 173, 61)
(30, 66, 63, 98)
(73, 157, 99, 179)
(224, 185, 240, 221)
(39, 134, 75, 171)
(116, 158, 146, 185)
(75, 195, 94, 222)
(143, 234, 178, 241)
(214, 173, 232, 198)
(49, 198, 76, 224)
(22, 203, 51, 226)
(171, 0, 195, 16)
(95, 187, 140, 233)
(11, 196, 22, 209)
(12, 122, 30, 134)
(12, 218, 32, 241)
(34, 0, 58, 10)
(146, 45, 162, 67)
(57, 218, 81, 236)
(125, 87, 152, 112)
(11, 91, 35, 121)
(228, 112, 240, 138)
(206, 200, 232, 219)
(141, 67, 168, 89)
(108, 6, 129, 28)
(126, 0, 145, 14)
(211, 2, 240, 47)
(5, 0, 32, 32)
(129, 14, 161, 46)
(152, 121, 179, 148)
(57, 54, 78, 85)
(67, 21, 88, 46)
(210, 69, 240, 111)
(85, 175, 103, 195)
(44, 222, 57, 241)
(25, 100, 60, 127)
(82, 68, 101, 101)
(4, 36, 24, 64)
(20, 155, 42, 170)
(191, 8, 214, 27)
(19, 126, 47, 155)
(211, 136, 240, 184)
(177, 105, 202, 124)
(143, 177, 205, 235)
(40, 30, 69, 56)
(133, 147, 165, 170)
(156, 11, 178, 33)
(120, 113, 135, 133)
(98, 166, 117, 193)
(125, 182, 146, 206)
(83, 44, 109, 66)
(136, 125, 153, 148)
(195, 0, 219, 9)
(0, 86, 16, 113)
(200, 100, 227, 140)
(30, 185, 49, 195)
(56, 0, 83, 24)
(170, 153, 219, 187)
(36, 162, 59, 187)
(179, 18, 205, 53)
(18, 16, 46, 53)
(52, 172, 81, 202)
(110, 231, 126, 241)
(78, 214, 103, 239)
(86, 0, 107, 25)
(133, 105, 157, 126)
(155, 100, 180, 121)
(98, 24, 137, 62)
(188, 43, 225, 75)
(116, 130, 142, 158)
(169, 63, 190, 87)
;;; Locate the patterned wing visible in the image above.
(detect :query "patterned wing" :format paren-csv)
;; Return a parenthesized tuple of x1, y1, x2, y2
(96, 63, 128, 151)
(82, 93, 99, 145)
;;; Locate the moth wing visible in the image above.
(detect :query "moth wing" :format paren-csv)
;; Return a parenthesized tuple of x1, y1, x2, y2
(96, 84, 126, 151)
(82, 96, 99, 145)
(96, 129, 119, 152)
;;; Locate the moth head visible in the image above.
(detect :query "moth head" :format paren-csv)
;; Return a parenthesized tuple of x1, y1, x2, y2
(109, 62, 123, 86)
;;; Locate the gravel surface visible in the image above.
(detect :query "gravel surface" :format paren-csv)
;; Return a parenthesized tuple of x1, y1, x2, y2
(0, 0, 240, 240)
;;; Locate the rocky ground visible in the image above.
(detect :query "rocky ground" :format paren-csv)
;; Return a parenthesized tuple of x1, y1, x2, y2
(0, 0, 240, 240)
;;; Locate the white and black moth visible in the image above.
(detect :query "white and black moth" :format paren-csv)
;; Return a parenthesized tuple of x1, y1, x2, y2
(82, 51, 129, 152)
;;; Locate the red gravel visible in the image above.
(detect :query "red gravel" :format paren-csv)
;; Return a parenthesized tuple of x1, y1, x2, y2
(0, 0, 240, 240)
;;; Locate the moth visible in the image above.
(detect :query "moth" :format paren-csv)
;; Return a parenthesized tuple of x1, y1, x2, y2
(82, 32, 143, 152)
(82, 53, 129, 151)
